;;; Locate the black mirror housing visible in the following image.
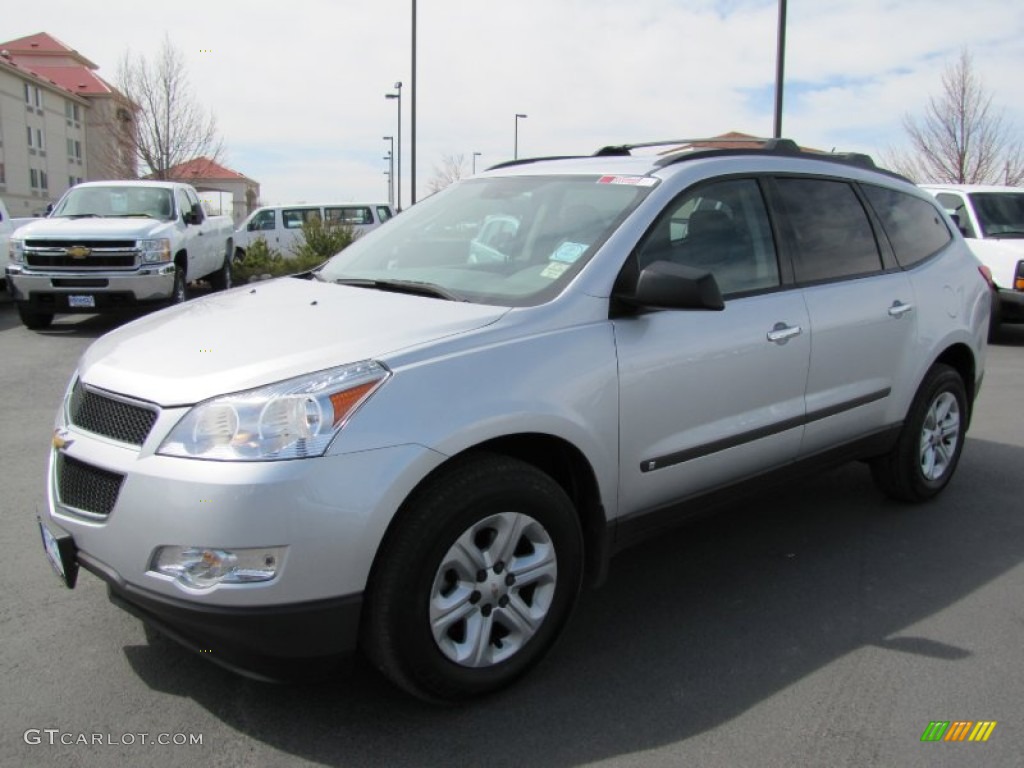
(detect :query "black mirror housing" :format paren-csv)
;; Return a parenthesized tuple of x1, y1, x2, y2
(619, 260, 725, 311)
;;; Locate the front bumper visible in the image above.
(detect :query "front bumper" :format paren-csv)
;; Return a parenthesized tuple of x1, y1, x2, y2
(84, 550, 363, 681)
(6, 264, 176, 312)
(42, 411, 445, 678)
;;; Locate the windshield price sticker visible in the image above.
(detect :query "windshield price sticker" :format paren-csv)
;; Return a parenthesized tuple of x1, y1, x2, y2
(597, 175, 657, 186)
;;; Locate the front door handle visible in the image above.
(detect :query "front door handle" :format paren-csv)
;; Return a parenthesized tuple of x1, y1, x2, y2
(767, 322, 802, 344)
(888, 300, 914, 318)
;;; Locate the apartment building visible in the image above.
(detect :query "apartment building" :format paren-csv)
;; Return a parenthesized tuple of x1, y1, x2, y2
(0, 32, 135, 217)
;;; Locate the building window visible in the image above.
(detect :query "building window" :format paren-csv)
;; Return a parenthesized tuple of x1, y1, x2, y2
(40, 171, 48, 190)
(27, 126, 34, 147)
(0, 162, 6, 184)
(65, 100, 82, 123)
(37, 128, 45, 151)
(30, 168, 39, 189)
(24, 83, 42, 108)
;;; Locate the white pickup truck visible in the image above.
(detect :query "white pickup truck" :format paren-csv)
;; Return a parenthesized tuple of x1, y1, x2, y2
(5, 180, 234, 329)
(921, 184, 1024, 336)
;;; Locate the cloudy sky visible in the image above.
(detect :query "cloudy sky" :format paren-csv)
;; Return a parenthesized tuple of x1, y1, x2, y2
(11, 0, 1024, 206)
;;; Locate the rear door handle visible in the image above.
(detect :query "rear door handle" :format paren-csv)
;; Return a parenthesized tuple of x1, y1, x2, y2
(888, 300, 914, 318)
(767, 322, 802, 344)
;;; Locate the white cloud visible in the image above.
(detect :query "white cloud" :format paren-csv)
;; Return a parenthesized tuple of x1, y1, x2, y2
(11, 0, 1024, 202)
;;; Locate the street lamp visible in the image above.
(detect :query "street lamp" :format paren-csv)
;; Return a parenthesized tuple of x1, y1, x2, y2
(514, 113, 527, 160)
(385, 82, 403, 210)
(773, 0, 787, 138)
(472, 151, 482, 174)
(383, 135, 394, 206)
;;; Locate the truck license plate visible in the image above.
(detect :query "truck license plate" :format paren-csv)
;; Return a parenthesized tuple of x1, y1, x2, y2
(68, 295, 96, 308)
(38, 520, 79, 588)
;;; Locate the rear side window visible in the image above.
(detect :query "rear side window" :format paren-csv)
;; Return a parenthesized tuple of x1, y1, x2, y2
(862, 185, 952, 267)
(282, 208, 322, 229)
(325, 206, 372, 226)
(775, 178, 883, 283)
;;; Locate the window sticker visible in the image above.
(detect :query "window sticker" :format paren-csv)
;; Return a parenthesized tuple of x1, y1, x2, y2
(597, 175, 657, 187)
(551, 242, 588, 263)
(541, 262, 570, 279)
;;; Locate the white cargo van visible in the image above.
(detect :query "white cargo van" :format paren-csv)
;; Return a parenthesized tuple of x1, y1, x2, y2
(234, 203, 394, 259)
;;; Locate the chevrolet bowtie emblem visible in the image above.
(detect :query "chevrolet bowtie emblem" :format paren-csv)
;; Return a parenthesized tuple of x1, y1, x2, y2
(67, 245, 91, 259)
(52, 429, 74, 450)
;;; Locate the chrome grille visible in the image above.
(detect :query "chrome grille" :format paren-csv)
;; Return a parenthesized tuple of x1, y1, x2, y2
(57, 455, 124, 517)
(69, 381, 158, 446)
(26, 253, 136, 269)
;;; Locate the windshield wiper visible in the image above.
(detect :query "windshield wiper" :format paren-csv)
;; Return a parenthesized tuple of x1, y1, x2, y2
(988, 229, 1024, 238)
(333, 277, 464, 301)
(109, 213, 157, 219)
(65, 213, 101, 219)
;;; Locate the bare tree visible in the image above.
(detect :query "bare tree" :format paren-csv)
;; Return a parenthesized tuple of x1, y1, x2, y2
(885, 50, 1023, 185)
(426, 153, 469, 195)
(116, 35, 224, 179)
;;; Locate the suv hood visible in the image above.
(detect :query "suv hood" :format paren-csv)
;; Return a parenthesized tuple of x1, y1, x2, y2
(79, 277, 509, 405)
(16, 217, 169, 240)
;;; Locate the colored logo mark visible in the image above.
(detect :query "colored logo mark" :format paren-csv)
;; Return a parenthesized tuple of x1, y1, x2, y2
(921, 721, 997, 742)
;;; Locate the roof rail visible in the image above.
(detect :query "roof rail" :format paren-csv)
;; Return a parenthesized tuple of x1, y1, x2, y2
(486, 155, 587, 171)
(593, 136, 800, 157)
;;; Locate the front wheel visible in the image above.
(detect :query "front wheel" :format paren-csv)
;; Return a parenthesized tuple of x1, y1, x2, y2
(17, 304, 53, 329)
(362, 454, 583, 702)
(871, 364, 968, 502)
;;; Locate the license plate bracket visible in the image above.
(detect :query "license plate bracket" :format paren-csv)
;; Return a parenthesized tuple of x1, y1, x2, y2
(38, 519, 79, 588)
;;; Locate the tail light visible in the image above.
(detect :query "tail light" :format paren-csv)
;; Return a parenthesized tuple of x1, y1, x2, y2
(979, 265, 995, 289)
(1015, 261, 1024, 292)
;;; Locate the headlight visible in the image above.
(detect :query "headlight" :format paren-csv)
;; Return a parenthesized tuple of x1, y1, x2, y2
(138, 238, 172, 263)
(9, 238, 25, 264)
(158, 361, 389, 461)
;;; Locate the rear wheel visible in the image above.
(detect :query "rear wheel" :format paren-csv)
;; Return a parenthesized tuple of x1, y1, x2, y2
(17, 304, 53, 329)
(871, 364, 967, 502)
(362, 454, 583, 702)
(170, 265, 188, 304)
(208, 250, 233, 292)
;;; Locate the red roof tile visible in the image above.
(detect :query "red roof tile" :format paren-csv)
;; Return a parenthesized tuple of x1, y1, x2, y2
(0, 32, 98, 68)
(161, 157, 255, 183)
(23, 65, 115, 94)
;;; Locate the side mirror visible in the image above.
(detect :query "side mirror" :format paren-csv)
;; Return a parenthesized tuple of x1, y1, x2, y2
(188, 202, 205, 225)
(616, 260, 725, 311)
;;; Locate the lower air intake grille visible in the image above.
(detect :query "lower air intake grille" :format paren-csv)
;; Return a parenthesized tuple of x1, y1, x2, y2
(57, 454, 124, 517)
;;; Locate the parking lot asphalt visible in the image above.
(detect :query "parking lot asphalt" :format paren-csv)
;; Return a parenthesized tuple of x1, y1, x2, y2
(1, 294, 1022, 768)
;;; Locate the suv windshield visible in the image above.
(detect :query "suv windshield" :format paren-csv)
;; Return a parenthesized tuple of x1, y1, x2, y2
(317, 175, 654, 306)
(969, 192, 1024, 238)
(53, 186, 175, 221)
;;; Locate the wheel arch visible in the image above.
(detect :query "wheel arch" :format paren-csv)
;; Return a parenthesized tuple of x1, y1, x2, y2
(932, 342, 977, 420)
(368, 433, 611, 595)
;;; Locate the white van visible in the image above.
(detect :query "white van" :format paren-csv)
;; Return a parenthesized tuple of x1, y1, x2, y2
(234, 203, 394, 259)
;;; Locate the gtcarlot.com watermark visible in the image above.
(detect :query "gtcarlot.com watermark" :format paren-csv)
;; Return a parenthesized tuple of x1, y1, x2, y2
(24, 729, 203, 746)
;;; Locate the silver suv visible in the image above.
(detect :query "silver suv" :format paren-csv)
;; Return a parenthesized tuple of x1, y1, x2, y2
(38, 139, 990, 701)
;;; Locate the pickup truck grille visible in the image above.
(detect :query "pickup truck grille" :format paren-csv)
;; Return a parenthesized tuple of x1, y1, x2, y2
(57, 454, 124, 517)
(69, 381, 159, 446)
(23, 240, 138, 270)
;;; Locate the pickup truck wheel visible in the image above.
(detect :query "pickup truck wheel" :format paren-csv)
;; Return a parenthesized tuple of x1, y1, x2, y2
(208, 255, 233, 292)
(871, 364, 967, 502)
(362, 454, 583, 702)
(17, 304, 54, 330)
(171, 267, 188, 304)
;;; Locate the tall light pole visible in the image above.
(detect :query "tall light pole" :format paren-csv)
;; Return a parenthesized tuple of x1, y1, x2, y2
(383, 151, 393, 206)
(514, 113, 527, 160)
(382, 136, 394, 206)
(773, 0, 787, 139)
(472, 151, 482, 174)
(386, 82, 403, 210)
(411, 0, 418, 206)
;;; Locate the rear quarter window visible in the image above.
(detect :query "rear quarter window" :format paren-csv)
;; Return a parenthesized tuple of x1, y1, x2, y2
(863, 185, 952, 268)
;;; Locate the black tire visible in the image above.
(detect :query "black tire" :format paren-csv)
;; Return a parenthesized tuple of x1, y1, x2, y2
(17, 304, 53, 329)
(170, 265, 188, 304)
(362, 453, 583, 702)
(987, 290, 1001, 343)
(871, 364, 968, 502)
(208, 251, 233, 292)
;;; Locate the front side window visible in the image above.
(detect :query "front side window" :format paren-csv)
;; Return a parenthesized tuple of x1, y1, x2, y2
(935, 193, 976, 238)
(862, 185, 952, 268)
(377, 206, 393, 223)
(248, 209, 276, 231)
(969, 192, 1024, 238)
(775, 178, 882, 283)
(635, 178, 780, 296)
(317, 175, 653, 306)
